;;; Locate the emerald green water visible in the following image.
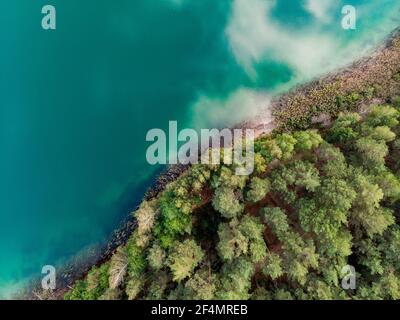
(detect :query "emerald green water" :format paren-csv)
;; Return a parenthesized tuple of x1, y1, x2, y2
(1, 0, 399, 296)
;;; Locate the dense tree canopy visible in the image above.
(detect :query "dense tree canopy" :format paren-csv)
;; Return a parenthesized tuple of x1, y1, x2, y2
(65, 103, 400, 301)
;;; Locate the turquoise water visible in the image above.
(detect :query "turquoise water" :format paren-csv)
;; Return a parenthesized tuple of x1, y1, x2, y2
(0, 0, 399, 296)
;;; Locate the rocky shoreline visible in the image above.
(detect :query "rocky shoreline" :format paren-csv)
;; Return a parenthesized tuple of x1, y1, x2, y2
(22, 27, 400, 300)
(273, 27, 400, 131)
(21, 164, 190, 300)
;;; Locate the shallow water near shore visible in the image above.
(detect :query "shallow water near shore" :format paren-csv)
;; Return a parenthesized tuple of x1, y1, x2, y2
(1, 0, 400, 297)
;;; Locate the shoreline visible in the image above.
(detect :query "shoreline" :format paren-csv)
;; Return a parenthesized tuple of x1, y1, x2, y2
(22, 27, 400, 300)
(19, 164, 190, 300)
(240, 27, 400, 136)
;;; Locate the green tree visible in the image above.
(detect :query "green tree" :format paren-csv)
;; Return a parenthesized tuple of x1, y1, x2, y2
(183, 267, 217, 300)
(274, 289, 294, 300)
(351, 175, 395, 237)
(263, 253, 283, 280)
(255, 138, 282, 162)
(167, 239, 204, 282)
(379, 226, 400, 272)
(279, 161, 320, 192)
(366, 105, 399, 128)
(327, 112, 361, 143)
(126, 232, 147, 277)
(147, 242, 166, 270)
(68, 263, 110, 300)
(358, 270, 400, 300)
(217, 216, 266, 263)
(217, 219, 249, 261)
(240, 216, 267, 263)
(145, 271, 169, 300)
(251, 287, 272, 300)
(275, 133, 297, 160)
(64, 280, 88, 300)
(317, 143, 348, 178)
(213, 166, 247, 189)
(263, 207, 290, 237)
(374, 171, 400, 203)
(126, 276, 145, 300)
(368, 126, 396, 142)
(86, 264, 110, 300)
(270, 161, 320, 204)
(246, 177, 270, 203)
(294, 130, 323, 151)
(305, 277, 334, 300)
(316, 178, 356, 213)
(98, 288, 121, 300)
(253, 153, 268, 174)
(212, 186, 244, 219)
(355, 137, 388, 170)
(154, 190, 193, 248)
(356, 239, 384, 275)
(285, 240, 319, 285)
(217, 258, 254, 300)
(299, 178, 356, 243)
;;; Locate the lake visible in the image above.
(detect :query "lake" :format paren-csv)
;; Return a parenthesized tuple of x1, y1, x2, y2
(0, 0, 399, 296)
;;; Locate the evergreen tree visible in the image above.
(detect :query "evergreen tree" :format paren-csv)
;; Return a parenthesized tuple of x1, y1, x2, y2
(246, 177, 270, 203)
(263, 253, 284, 280)
(147, 242, 166, 270)
(351, 175, 395, 237)
(212, 186, 244, 219)
(183, 268, 217, 300)
(167, 239, 204, 282)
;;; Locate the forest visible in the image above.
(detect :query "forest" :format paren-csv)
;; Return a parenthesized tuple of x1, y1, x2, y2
(64, 91, 400, 299)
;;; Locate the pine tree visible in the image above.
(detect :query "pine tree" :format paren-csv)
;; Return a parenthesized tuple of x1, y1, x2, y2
(351, 175, 395, 237)
(167, 239, 204, 282)
(217, 258, 254, 300)
(183, 268, 217, 300)
(263, 253, 283, 280)
(126, 276, 145, 300)
(246, 177, 270, 203)
(147, 242, 166, 270)
(212, 186, 244, 219)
